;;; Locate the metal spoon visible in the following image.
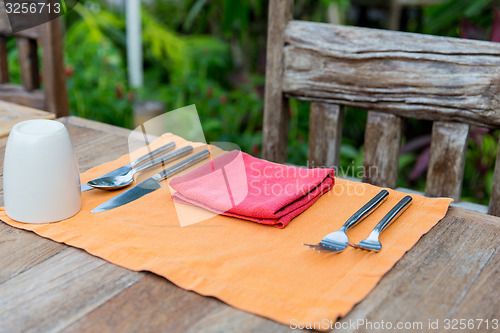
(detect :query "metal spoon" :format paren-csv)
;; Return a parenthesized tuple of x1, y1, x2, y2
(81, 141, 176, 191)
(88, 146, 193, 190)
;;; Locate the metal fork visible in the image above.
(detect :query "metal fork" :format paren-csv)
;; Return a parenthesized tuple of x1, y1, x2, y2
(303, 190, 389, 253)
(349, 195, 412, 252)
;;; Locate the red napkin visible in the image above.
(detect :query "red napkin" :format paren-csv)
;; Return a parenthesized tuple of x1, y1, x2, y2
(169, 150, 335, 228)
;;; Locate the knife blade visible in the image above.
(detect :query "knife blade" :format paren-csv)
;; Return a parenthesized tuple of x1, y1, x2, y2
(91, 149, 210, 213)
(81, 141, 176, 192)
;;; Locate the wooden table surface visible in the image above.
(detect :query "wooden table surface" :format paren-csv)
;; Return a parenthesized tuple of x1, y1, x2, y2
(0, 116, 499, 333)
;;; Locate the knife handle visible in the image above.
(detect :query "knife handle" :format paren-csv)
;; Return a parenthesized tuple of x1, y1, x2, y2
(158, 149, 210, 181)
(133, 146, 193, 173)
(341, 190, 389, 231)
(130, 141, 176, 168)
(373, 196, 412, 234)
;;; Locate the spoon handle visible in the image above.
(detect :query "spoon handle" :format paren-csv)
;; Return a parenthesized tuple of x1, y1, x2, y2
(133, 146, 193, 173)
(158, 149, 210, 181)
(130, 141, 176, 168)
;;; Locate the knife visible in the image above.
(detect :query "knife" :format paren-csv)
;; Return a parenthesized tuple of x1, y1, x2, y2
(91, 149, 210, 213)
(81, 141, 176, 191)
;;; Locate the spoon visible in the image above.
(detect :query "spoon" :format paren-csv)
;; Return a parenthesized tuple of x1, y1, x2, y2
(88, 146, 193, 190)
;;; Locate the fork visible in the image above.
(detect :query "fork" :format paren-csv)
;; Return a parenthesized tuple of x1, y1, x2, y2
(349, 195, 412, 252)
(303, 190, 389, 253)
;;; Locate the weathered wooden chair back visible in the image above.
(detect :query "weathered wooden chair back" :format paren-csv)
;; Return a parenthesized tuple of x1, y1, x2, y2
(262, 0, 500, 215)
(0, 0, 68, 117)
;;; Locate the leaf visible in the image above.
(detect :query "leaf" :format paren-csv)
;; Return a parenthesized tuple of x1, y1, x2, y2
(222, 0, 250, 35)
(464, 0, 492, 17)
(340, 144, 359, 159)
(485, 170, 495, 196)
(183, 0, 210, 31)
(424, 0, 469, 36)
(490, 7, 500, 42)
(459, 18, 487, 40)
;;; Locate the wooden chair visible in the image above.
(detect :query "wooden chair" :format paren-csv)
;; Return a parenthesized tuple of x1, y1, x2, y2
(262, 0, 500, 216)
(0, 0, 68, 117)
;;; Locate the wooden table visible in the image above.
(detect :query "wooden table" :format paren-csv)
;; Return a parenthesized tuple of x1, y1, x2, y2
(0, 116, 499, 332)
(0, 100, 55, 138)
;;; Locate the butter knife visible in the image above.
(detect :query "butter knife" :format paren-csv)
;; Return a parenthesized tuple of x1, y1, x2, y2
(91, 149, 210, 213)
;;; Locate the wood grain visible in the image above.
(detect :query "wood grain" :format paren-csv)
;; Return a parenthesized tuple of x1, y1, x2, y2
(0, 223, 65, 285)
(363, 111, 402, 188)
(0, 83, 45, 109)
(62, 116, 133, 139)
(0, 99, 54, 138)
(262, 0, 293, 163)
(16, 37, 40, 91)
(282, 21, 500, 128)
(64, 273, 290, 333)
(0, 35, 8, 83)
(426, 121, 469, 201)
(0, 116, 498, 332)
(338, 207, 500, 333)
(39, 19, 69, 117)
(308, 102, 343, 168)
(0, 248, 143, 333)
(0, 5, 68, 117)
(0, 118, 145, 333)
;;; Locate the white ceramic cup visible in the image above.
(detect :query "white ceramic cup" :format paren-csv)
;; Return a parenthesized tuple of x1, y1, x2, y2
(3, 119, 81, 223)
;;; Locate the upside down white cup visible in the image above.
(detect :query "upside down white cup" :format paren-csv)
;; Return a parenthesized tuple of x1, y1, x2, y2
(3, 119, 81, 223)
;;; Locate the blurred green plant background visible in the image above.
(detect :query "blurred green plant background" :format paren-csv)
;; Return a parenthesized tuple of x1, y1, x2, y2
(5, 0, 498, 204)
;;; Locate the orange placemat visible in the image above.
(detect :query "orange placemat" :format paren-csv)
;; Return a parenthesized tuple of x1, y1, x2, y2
(0, 134, 452, 329)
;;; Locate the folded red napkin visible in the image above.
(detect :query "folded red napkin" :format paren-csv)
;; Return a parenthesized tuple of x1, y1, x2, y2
(169, 150, 335, 228)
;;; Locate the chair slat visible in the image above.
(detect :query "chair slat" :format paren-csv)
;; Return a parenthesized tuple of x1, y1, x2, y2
(17, 37, 40, 91)
(262, 0, 293, 163)
(0, 35, 8, 83)
(283, 21, 500, 128)
(0, 83, 45, 109)
(363, 111, 402, 188)
(488, 140, 500, 217)
(308, 102, 343, 168)
(388, 0, 402, 30)
(426, 122, 469, 200)
(39, 20, 68, 117)
(0, 0, 40, 39)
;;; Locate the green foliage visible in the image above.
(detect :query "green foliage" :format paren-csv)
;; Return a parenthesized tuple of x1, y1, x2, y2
(6, 38, 21, 85)
(463, 131, 499, 204)
(424, 0, 495, 37)
(64, 3, 132, 127)
(3, 0, 494, 204)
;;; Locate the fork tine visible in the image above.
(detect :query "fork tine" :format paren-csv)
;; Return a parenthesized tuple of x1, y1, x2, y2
(304, 242, 343, 253)
(349, 242, 373, 251)
(318, 243, 342, 253)
(303, 243, 320, 250)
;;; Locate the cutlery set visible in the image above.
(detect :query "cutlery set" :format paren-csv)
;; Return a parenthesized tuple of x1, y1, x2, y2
(87, 142, 411, 253)
(304, 190, 412, 253)
(84, 141, 210, 213)
(91, 150, 210, 213)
